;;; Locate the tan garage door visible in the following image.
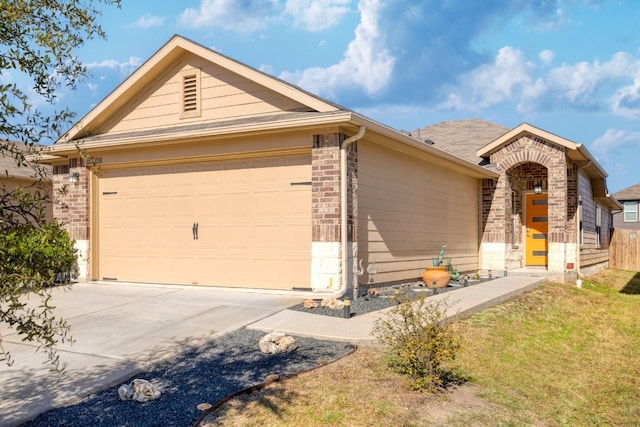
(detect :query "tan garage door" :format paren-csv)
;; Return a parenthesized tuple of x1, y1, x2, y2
(97, 154, 311, 289)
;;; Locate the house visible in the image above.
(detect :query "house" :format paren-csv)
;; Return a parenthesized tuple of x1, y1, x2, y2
(40, 35, 620, 294)
(612, 183, 640, 230)
(414, 120, 621, 278)
(0, 142, 53, 223)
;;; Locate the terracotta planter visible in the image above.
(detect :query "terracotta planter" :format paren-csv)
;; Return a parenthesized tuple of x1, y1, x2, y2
(422, 266, 452, 288)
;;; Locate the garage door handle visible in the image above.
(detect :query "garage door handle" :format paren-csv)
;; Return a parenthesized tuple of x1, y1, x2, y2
(192, 222, 199, 240)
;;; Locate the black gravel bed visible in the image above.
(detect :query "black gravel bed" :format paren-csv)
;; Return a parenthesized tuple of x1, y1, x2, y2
(22, 329, 355, 427)
(290, 278, 491, 318)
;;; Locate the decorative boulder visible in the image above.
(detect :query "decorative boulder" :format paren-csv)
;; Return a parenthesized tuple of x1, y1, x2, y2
(303, 299, 318, 309)
(320, 297, 345, 310)
(259, 332, 299, 354)
(118, 379, 161, 402)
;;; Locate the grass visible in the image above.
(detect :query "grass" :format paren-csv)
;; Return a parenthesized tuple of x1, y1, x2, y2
(200, 269, 640, 426)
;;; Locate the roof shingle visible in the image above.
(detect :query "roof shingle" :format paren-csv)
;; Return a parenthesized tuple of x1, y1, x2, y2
(410, 118, 510, 165)
(613, 183, 640, 201)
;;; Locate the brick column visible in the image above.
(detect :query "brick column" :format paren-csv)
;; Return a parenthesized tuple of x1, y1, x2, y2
(310, 132, 357, 291)
(53, 158, 90, 282)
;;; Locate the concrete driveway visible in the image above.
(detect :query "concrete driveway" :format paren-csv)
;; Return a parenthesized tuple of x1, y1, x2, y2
(0, 281, 301, 427)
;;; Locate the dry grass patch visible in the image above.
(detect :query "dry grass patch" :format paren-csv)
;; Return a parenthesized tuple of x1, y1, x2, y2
(201, 346, 497, 426)
(199, 269, 640, 426)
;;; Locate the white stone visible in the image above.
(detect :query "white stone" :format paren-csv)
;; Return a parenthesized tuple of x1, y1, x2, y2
(480, 242, 508, 270)
(259, 332, 298, 354)
(74, 240, 90, 282)
(118, 379, 161, 402)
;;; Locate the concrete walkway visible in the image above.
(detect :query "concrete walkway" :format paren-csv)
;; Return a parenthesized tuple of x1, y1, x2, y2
(0, 275, 544, 426)
(250, 275, 545, 344)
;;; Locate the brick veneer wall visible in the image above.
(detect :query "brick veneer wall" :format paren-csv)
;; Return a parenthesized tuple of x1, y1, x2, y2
(52, 158, 89, 241)
(52, 158, 90, 281)
(311, 132, 357, 243)
(310, 132, 358, 291)
(484, 134, 569, 244)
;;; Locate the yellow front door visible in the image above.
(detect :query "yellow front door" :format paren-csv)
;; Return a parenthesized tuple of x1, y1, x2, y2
(525, 193, 548, 266)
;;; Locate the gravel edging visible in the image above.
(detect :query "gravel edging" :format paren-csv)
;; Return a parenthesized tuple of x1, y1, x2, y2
(289, 279, 490, 318)
(22, 329, 356, 427)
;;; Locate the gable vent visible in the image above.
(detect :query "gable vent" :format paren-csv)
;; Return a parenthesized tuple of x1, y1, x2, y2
(183, 75, 197, 111)
(180, 69, 201, 119)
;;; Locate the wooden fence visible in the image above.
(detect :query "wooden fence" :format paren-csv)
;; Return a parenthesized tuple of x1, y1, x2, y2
(609, 229, 640, 271)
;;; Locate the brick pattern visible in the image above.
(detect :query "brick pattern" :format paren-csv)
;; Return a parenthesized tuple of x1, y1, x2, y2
(311, 133, 357, 242)
(484, 134, 572, 245)
(53, 158, 89, 241)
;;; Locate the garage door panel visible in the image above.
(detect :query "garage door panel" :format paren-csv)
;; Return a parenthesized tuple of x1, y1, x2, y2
(98, 154, 311, 289)
(225, 192, 253, 216)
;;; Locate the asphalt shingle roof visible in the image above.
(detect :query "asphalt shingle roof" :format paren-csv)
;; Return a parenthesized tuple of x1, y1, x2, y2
(410, 118, 510, 166)
(1, 142, 50, 180)
(613, 183, 640, 201)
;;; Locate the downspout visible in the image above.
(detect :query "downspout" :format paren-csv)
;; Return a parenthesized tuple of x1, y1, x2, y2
(338, 126, 366, 298)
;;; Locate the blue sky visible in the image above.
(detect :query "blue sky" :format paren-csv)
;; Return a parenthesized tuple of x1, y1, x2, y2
(38, 1, 640, 192)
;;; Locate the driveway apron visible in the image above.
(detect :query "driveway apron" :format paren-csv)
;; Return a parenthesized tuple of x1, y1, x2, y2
(0, 281, 301, 427)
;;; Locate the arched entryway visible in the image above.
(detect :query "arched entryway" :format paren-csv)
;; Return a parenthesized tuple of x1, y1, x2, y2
(505, 162, 549, 268)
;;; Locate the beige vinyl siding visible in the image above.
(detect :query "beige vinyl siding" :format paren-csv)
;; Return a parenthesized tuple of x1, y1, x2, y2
(0, 177, 53, 222)
(86, 133, 312, 167)
(105, 55, 309, 135)
(358, 143, 480, 284)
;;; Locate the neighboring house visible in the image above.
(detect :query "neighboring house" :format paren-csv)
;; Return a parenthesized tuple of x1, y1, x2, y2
(612, 183, 640, 230)
(40, 35, 620, 292)
(0, 142, 53, 222)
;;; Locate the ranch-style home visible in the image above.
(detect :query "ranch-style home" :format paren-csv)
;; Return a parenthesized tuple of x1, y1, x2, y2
(40, 35, 620, 295)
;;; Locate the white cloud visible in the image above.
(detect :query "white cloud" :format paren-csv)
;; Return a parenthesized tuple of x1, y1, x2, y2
(86, 82, 99, 95)
(611, 78, 640, 119)
(179, 0, 280, 33)
(86, 56, 144, 75)
(284, 0, 351, 32)
(539, 49, 554, 65)
(0, 70, 11, 84)
(591, 128, 640, 154)
(130, 14, 165, 29)
(280, 0, 395, 99)
(520, 52, 640, 113)
(439, 46, 534, 111)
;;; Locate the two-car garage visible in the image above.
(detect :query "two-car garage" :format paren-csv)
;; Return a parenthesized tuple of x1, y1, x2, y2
(96, 153, 312, 290)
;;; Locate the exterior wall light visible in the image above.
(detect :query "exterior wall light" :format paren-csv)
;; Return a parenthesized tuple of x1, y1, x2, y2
(534, 182, 542, 194)
(69, 172, 80, 184)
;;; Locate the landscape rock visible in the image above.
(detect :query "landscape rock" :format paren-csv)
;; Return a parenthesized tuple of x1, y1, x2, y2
(117, 379, 161, 403)
(303, 299, 318, 309)
(259, 332, 299, 354)
(320, 297, 345, 310)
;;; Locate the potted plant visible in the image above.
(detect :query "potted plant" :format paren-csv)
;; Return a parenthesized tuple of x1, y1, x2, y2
(423, 245, 454, 288)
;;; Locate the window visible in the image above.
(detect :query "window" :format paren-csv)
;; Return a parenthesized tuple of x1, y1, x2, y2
(180, 69, 201, 118)
(624, 201, 638, 222)
(579, 199, 583, 245)
(596, 205, 602, 247)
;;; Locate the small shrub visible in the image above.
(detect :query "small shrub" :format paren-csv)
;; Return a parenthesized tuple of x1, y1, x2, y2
(372, 295, 461, 392)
